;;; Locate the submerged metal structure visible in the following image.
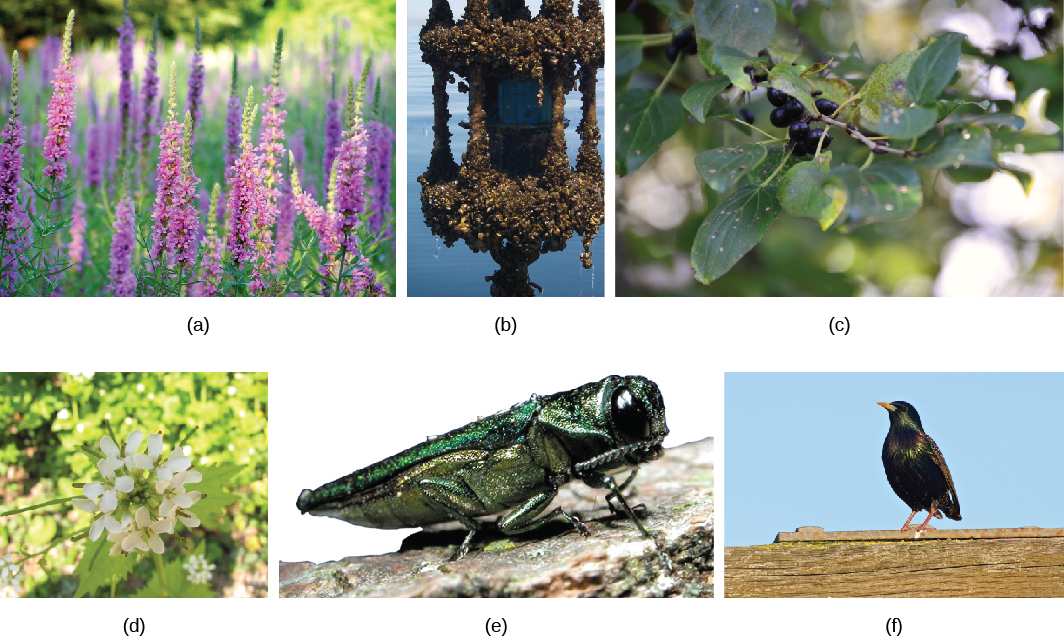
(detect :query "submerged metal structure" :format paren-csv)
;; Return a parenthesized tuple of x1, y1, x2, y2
(419, 0, 604, 296)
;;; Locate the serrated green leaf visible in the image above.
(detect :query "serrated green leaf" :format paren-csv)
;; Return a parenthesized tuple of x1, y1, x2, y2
(693, 0, 777, 56)
(857, 47, 924, 124)
(189, 464, 243, 525)
(617, 14, 644, 78)
(871, 102, 938, 138)
(914, 125, 999, 170)
(766, 63, 818, 116)
(828, 163, 923, 225)
(907, 32, 965, 104)
(132, 542, 214, 598)
(74, 536, 138, 597)
(616, 89, 684, 176)
(935, 98, 990, 122)
(695, 144, 768, 193)
(691, 184, 781, 284)
(778, 153, 846, 229)
(682, 78, 732, 123)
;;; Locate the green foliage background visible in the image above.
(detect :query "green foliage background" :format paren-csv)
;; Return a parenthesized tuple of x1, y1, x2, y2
(0, 372, 268, 597)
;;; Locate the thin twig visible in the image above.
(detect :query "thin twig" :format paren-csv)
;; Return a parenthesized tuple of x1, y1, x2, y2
(815, 114, 925, 158)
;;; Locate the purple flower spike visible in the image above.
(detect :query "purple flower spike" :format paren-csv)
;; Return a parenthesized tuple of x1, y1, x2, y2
(85, 123, 101, 188)
(118, 3, 136, 153)
(1, 52, 27, 296)
(322, 98, 341, 196)
(150, 65, 200, 270)
(365, 120, 394, 236)
(226, 87, 266, 266)
(108, 197, 138, 296)
(224, 53, 241, 183)
(332, 126, 368, 253)
(42, 10, 77, 184)
(185, 17, 204, 145)
(140, 16, 160, 156)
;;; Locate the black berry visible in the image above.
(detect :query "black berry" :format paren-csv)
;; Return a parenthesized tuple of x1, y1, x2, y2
(743, 64, 755, 74)
(789, 121, 810, 141)
(791, 141, 808, 157)
(807, 128, 832, 151)
(770, 107, 795, 128)
(739, 108, 755, 124)
(753, 73, 769, 83)
(814, 99, 839, 116)
(767, 88, 789, 107)
(673, 27, 697, 55)
(665, 45, 679, 64)
(784, 98, 805, 120)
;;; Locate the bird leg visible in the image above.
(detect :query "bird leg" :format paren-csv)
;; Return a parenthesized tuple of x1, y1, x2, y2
(899, 510, 918, 531)
(913, 506, 937, 531)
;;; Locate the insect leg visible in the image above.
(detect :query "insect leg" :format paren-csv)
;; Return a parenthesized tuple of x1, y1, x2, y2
(418, 477, 487, 561)
(497, 486, 589, 537)
(580, 469, 672, 571)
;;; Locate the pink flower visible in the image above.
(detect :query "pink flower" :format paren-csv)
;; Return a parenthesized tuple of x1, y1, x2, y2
(365, 120, 394, 236)
(108, 197, 137, 296)
(118, 11, 136, 148)
(140, 17, 160, 156)
(0, 52, 27, 296)
(226, 87, 267, 268)
(150, 67, 200, 270)
(42, 11, 77, 183)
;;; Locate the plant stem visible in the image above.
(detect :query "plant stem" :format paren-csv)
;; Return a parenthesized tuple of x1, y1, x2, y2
(655, 58, 682, 97)
(815, 113, 925, 157)
(759, 149, 794, 188)
(153, 550, 169, 597)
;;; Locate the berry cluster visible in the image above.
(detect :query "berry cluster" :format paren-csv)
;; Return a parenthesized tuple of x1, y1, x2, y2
(665, 27, 698, 63)
(766, 88, 837, 157)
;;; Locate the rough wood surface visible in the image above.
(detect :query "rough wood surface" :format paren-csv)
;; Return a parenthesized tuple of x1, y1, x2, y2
(725, 537, 1064, 597)
(281, 438, 713, 598)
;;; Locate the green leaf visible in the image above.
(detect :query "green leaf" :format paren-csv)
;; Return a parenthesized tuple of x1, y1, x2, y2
(1004, 167, 1034, 196)
(935, 98, 990, 122)
(766, 62, 819, 116)
(189, 464, 243, 525)
(907, 32, 965, 104)
(695, 143, 768, 193)
(778, 153, 846, 230)
(870, 102, 938, 138)
(648, 0, 684, 12)
(913, 125, 999, 170)
(691, 184, 781, 284)
(704, 45, 760, 91)
(857, 47, 924, 124)
(26, 515, 58, 545)
(693, 0, 777, 56)
(993, 48, 1063, 102)
(616, 89, 684, 176)
(132, 543, 214, 598)
(617, 14, 644, 78)
(827, 163, 923, 225)
(682, 78, 732, 123)
(956, 113, 1026, 130)
(74, 537, 138, 597)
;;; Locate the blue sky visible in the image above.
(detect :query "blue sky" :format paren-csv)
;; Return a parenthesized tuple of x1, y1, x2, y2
(724, 373, 1064, 547)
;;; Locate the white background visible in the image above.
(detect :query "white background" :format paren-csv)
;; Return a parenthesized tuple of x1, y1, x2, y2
(4, 0, 1064, 634)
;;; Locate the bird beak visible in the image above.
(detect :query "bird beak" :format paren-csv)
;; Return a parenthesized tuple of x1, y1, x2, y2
(877, 402, 895, 411)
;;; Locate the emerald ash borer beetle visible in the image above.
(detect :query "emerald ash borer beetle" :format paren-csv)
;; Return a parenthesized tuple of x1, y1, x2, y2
(297, 375, 672, 567)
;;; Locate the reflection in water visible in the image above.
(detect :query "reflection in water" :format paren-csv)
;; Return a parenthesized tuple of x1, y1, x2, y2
(417, 0, 604, 296)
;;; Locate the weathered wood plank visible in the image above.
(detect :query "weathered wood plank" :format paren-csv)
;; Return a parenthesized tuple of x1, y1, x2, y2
(725, 538, 1064, 597)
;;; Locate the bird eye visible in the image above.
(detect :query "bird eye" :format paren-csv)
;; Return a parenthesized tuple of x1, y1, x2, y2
(611, 387, 651, 442)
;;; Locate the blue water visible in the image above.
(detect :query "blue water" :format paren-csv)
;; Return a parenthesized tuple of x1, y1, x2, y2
(406, 19, 605, 297)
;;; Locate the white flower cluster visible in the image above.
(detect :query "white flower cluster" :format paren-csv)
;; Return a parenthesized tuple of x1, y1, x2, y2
(0, 557, 22, 596)
(182, 554, 216, 585)
(73, 430, 203, 556)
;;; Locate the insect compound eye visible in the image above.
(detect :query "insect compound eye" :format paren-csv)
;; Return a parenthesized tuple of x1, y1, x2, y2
(611, 387, 652, 443)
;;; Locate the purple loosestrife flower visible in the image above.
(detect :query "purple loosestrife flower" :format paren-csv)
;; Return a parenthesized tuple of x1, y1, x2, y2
(194, 183, 223, 297)
(118, 1, 136, 154)
(140, 16, 160, 156)
(150, 66, 200, 270)
(67, 195, 88, 273)
(0, 52, 27, 296)
(108, 197, 137, 296)
(322, 96, 341, 197)
(226, 87, 266, 266)
(85, 123, 101, 188)
(185, 17, 204, 146)
(291, 151, 338, 255)
(42, 11, 77, 184)
(332, 68, 371, 256)
(224, 53, 241, 184)
(365, 120, 394, 236)
(249, 29, 286, 293)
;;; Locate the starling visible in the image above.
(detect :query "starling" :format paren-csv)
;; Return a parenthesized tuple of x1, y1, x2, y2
(877, 401, 961, 531)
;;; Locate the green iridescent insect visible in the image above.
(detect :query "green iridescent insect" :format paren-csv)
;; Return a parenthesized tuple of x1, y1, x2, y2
(297, 375, 671, 566)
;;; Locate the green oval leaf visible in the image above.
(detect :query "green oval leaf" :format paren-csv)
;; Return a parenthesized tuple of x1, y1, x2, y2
(857, 48, 923, 124)
(691, 184, 781, 284)
(778, 153, 846, 230)
(913, 125, 999, 170)
(694, 0, 777, 56)
(695, 143, 768, 193)
(617, 14, 644, 78)
(766, 63, 818, 117)
(616, 89, 684, 176)
(871, 102, 938, 138)
(827, 163, 923, 225)
(907, 32, 965, 104)
(682, 78, 732, 123)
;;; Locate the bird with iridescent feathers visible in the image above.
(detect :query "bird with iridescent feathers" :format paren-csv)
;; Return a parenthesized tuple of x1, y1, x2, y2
(877, 401, 961, 531)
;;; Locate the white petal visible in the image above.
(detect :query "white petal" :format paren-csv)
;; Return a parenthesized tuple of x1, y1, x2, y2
(108, 542, 126, 556)
(173, 493, 194, 508)
(133, 453, 154, 470)
(164, 449, 192, 472)
(186, 491, 202, 504)
(156, 467, 174, 483)
(184, 469, 202, 484)
(170, 471, 188, 490)
(73, 498, 97, 513)
(125, 430, 144, 454)
(133, 538, 149, 552)
(114, 475, 134, 493)
(160, 500, 174, 517)
(100, 489, 118, 513)
(89, 517, 105, 541)
(152, 518, 172, 533)
(122, 532, 142, 551)
(180, 511, 200, 528)
(148, 535, 165, 554)
(103, 515, 126, 533)
(100, 436, 120, 457)
(147, 433, 163, 459)
(97, 456, 122, 478)
(83, 482, 104, 499)
(135, 506, 150, 528)
(123, 456, 138, 471)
